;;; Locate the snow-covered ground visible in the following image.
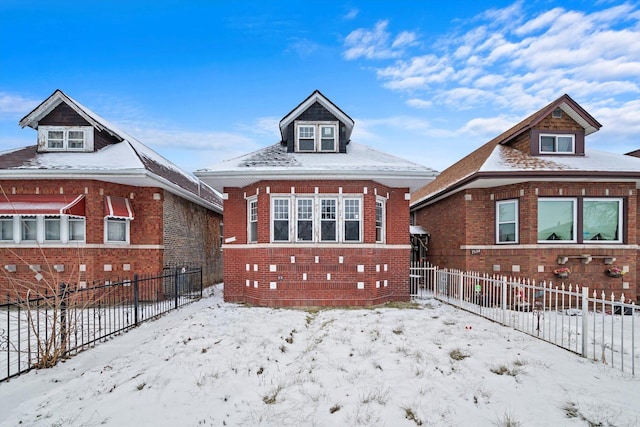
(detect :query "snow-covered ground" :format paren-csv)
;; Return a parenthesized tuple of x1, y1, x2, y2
(1, 284, 639, 427)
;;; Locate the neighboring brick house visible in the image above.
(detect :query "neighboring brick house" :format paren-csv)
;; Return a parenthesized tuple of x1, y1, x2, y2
(0, 90, 223, 295)
(411, 94, 640, 301)
(196, 90, 437, 306)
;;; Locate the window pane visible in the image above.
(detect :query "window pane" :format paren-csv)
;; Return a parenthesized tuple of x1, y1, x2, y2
(107, 219, 126, 241)
(274, 220, 289, 241)
(538, 200, 574, 241)
(376, 201, 384, 242)
(48, 130, 64, 148)
(321, 220, 336, 241)
(68, 130, 84, 148)
(344, 221, 360, 241)
(557, 136, 573, 152)
(320, 126, 335, 151)
(21, 217, 37, 240)
(499, 223, 516, 242)
(344, 199, 360, 241)
(299, 139, 315, 151)
(273, 199, 289, 241)
(498, 202, 515, 222)
(298, 126, 315, 151)
(45, 217, 61, 240)
(321, 199, 336, 241)
(540, 136, 554, 152)
(297, 199, 313, 241)
(0, 218, 13, 240)
(249, 200, 258, 242)
(69, 218, 85, 241)
(583, 200, 619, 241)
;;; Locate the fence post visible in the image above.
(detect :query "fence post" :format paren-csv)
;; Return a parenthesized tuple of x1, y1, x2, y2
(133, 274, 139, 325)
(458, 271, 464, 305)
(501, 276, 507, 326)
(59, 283, 68, 356)
(174, 268, 179, 309)
(581, 287, 589, 358)
(200, 267, 203, 298)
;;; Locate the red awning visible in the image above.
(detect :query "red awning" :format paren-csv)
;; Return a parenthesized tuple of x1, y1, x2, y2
(0, 194, 85, 216)
(104, 196, 134, 219)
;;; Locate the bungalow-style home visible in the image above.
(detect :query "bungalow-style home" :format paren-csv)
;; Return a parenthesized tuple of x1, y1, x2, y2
(196, 90, 438, 306)
(0, 90, 223, 295)
(411, 94, 640, 301)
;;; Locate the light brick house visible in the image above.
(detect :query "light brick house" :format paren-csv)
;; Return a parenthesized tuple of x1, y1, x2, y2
(411, 94, 640, 301)
(0, 90, 223, 294)
(196, 90, 437, 306)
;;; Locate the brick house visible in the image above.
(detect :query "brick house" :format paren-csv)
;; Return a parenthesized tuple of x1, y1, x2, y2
(411, 94, 640, 301)
(0, 90, 223, 295)
(196, 90, 437, 306)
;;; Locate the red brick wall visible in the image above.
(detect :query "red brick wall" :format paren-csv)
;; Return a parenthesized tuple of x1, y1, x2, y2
(0, 179, 218, 296)
(415, 181, 639, 301)
(222, 179, 411, 306)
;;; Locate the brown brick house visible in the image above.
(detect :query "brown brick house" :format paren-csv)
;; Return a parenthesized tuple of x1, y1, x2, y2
(196, 90, 438, 306)
(0, 90, 223, 295)
(411, 94, 640, 301)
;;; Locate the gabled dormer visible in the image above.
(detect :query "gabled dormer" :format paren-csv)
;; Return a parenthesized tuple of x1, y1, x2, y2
(495, 94, 602, 157)
(278, 90, 355, 154)
(19, 89, 123, 153)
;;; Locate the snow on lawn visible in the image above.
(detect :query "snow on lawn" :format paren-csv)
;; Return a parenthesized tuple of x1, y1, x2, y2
(1, 284, 639, 427)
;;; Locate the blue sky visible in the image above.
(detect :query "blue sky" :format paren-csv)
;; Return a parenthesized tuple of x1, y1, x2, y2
(1, 0, 639, 174)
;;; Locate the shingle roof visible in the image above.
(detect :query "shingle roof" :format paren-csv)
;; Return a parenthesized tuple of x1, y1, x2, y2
(410, 94, 638, 208)
(1, 90, 222, 212)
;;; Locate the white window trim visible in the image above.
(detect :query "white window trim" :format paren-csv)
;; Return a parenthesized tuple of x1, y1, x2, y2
(375, 198, 386, 243)
(270, 194, 363, 243)
(294, 121, 339, 153)
(539, 133, 575, 154)
(496, 199, 518, 244)
(538, 198, 577, 243)
(38, 126, 94, 152)
(0, 216, 14, 242)
(247, 197, 258, 243)
(583, 197, 623, 244)
(295, 197, 314, 242)
(68, 216, 86, 242)
(104, 217, 130, 244)
(271, 197, 291, 242)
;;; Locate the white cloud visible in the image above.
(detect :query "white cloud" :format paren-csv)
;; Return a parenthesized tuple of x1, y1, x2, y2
(343, 20, 417, 60)
(0, 92, 40, 119)
(343, 8, 358, 20)
(406, 98, 432, 109)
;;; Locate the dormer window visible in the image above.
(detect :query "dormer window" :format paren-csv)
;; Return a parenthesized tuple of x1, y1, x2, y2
(539, 134, 574, 154)
(295, 122, 338, 153)
(38, 126, 94, 152)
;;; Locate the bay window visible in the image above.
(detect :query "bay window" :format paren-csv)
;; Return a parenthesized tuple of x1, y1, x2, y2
(270, 195, 363, 243)
(496, 199, 518, 243)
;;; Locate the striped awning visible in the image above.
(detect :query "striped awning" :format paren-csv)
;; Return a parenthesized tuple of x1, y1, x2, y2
(0, 194, 85, 216)
(104, 196, 134, 219)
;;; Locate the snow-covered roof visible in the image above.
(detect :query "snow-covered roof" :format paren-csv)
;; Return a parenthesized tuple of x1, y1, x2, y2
(410, 94, 637, 208)
(3, 90, 221, 212)
(195, 141, 438, 192)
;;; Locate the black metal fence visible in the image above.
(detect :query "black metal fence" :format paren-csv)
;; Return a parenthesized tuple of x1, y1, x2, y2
(1, 266, 203, 382)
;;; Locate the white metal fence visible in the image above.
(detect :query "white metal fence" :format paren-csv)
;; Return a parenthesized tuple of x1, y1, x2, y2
(410, 262, 638, 375)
